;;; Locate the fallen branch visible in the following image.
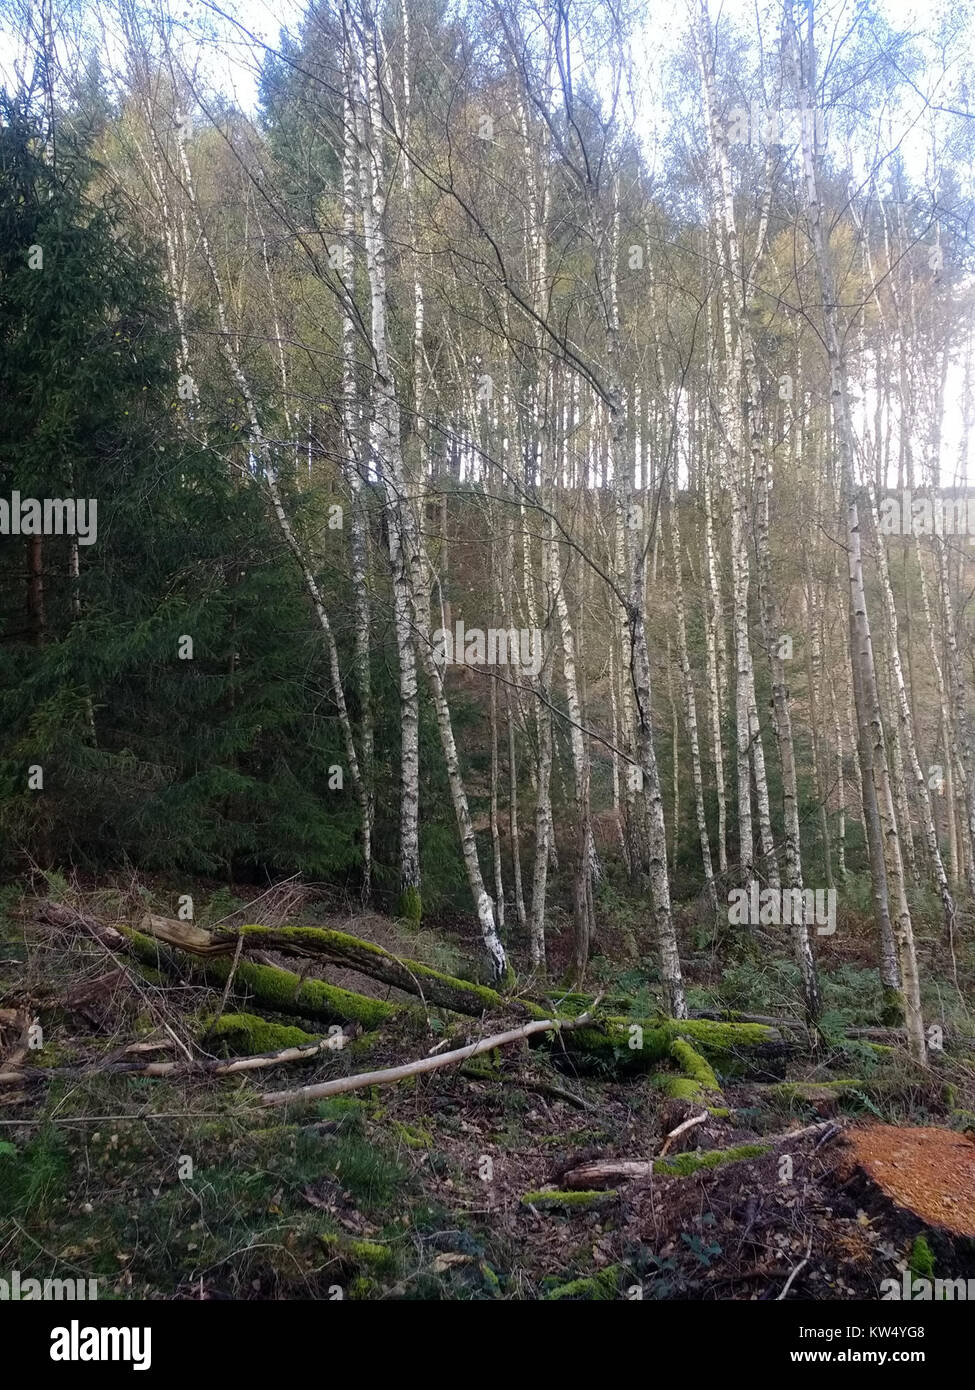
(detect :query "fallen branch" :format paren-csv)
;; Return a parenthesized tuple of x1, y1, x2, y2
(0, 1032, 347, 1087)
(260, 1009, 598, 1108)
(777, 1238, 813, 1300)
(32, 901, 193, 1061)
(559, 1121, 838, 1189)
(34, 899, 126, 950)
(658, 1110, 709, 1157)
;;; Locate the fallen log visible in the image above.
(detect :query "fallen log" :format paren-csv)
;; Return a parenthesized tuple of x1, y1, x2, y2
(691, 1011, 975, 1054)
(34, 902, 800, 1080)
(653, 1037, 724, 1105)
(44, 905, 541, 1022)
(520, 1189, 619, 1210)
(562, 1015, 793, 1077)
(136, 915, 546, 1020)
(763, 1075, 953, 1111)
(691, 1010, 807, 1030)
(0, 1029, 348, 1086)
(559, 1122, 837, 1188)
(34, 899, 127, 949)
(204, 1011, 328, 1056)
(260, 1008, 598, 1108)
(118, 926, 403, 1030)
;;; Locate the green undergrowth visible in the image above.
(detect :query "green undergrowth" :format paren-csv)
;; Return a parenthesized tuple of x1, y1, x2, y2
(0, 1078, 412, 1299)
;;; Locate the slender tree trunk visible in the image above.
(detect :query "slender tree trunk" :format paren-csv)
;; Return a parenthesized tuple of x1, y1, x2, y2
(871, 494, 956, 941)
(350, 0, 506, 974)
(668, 442, 717, 910)
(788, 4, 923, 1059)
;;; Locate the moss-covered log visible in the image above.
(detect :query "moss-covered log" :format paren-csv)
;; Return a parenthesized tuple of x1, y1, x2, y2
(763, 1075, 954, 1110)
(204, 1012, 322, 1056)
(547, 1142, 775, 1192)
(135, 914, 546, 1021)
(210, 923, 546, 1019)
(560, 1016, 789, 1076)
(521, 1188, 619, 1209)
(653, 1038, 724, 1104)
(652, 1143, 772, 1177)
(119, 926, 404, 1030)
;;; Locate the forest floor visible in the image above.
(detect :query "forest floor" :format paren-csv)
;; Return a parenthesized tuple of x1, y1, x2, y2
(2, 875, 975, 1300)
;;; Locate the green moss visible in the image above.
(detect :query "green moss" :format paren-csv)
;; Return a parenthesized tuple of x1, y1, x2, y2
(668, 1018, 774, 1056)
(545, 1265, 621, 1300)
(909, 1234, 935, 1281)
(320, 1233, 397, 1274)
(668, 1037, 721, 1099)
(653, 1074, 706, 1101)
(564, 1020, 673, 1072)
(563, 1016, 774, 1075)
(653, 1143, 770, 1177)
(228, 923, 520, 1018)
(391, 1121, 433, 1149)
(521, 1188, 617, 1209)
(204, 956, 397, 1030)
(203, 1012, 321, 1056)
(398, 886, 423, 924)
(880, 987, 906, 1028)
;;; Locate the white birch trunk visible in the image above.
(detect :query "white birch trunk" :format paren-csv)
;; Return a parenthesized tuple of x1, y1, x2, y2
(788, 5, 924, 1059)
